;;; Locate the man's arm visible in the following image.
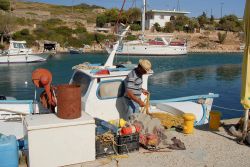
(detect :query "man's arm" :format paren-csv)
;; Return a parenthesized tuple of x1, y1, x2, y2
(126, 89, 145, 107)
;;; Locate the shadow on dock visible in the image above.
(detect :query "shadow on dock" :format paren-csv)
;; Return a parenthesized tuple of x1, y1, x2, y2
(195, 123, 238, 142)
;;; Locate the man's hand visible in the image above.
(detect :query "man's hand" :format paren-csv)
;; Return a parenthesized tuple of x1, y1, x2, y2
(142, 89, 149, 95)
(139, 100, 145, 107)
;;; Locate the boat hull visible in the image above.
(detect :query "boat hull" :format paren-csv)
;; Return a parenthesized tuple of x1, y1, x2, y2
(150, 93, 219, 126)
(107, 44, 187, 56)
(0, 55, 46, 64)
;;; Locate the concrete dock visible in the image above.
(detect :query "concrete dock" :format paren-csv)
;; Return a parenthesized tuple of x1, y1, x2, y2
(20, 118, 250, 167)
(75, 118, 250, 167)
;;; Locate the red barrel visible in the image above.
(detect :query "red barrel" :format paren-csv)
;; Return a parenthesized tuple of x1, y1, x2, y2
(56, 84, 81, 119)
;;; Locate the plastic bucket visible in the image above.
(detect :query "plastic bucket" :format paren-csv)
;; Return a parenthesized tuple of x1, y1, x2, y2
(182, 113, 195, 134)
(56, 84, 81, 119)
(209, 111, 221, 131)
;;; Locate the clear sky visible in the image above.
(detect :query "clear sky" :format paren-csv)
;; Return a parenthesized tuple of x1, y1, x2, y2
(28, 0, 245, 18)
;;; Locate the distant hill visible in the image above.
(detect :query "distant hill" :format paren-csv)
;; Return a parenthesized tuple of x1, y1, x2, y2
(13, 1, 106, 24)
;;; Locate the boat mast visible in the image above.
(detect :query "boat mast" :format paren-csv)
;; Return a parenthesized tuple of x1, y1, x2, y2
(104, 26, 130, 67)
(141, 0, 146, 40)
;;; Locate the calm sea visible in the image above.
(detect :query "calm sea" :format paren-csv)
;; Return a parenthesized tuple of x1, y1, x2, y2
(0, 52, 244, 119)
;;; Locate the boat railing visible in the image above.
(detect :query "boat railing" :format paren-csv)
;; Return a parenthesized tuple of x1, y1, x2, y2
(150, 93, 219, 105)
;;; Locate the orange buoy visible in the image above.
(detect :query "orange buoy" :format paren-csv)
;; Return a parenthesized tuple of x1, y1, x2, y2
(120, 124, 141, 135)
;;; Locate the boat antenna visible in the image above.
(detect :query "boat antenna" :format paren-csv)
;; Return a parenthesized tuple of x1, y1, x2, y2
(177, 0, 180, 11)
(114, 0, 126, 34)
(141, 0, 146, 40)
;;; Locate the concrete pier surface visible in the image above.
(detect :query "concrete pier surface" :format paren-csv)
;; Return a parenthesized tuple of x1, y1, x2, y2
(20, 118, 250, 167)
(76, 118, 250, 167)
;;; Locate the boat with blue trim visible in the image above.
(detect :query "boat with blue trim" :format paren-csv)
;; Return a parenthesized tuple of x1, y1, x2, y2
(0, 26, 219, 139)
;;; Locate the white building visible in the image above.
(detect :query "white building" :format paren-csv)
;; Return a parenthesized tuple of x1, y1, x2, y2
(145, 10, 190, 30)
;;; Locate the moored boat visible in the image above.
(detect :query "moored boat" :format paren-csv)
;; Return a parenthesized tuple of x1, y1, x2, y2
(105, 0, 187, 56)
(0, 40, 47, 63)
(69, 47, 84, 54)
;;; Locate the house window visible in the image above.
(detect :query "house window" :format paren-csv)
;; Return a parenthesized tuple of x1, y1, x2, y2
(151, 15, 154, 19)
(71, 71, 92, 97)
(97, 80, 125, 99)
(160, 15, 164, 19)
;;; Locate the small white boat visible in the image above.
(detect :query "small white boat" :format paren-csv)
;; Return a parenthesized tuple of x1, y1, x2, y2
(106, 36, 187, 56)
(0, 55, 47, 64)
(105, 0, 187, 56)
(69, 47, 84, 54)
(0, 40, 47, 64)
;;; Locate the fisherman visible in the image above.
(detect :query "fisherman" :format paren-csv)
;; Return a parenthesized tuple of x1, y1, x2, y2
(123, 59, 152, 118)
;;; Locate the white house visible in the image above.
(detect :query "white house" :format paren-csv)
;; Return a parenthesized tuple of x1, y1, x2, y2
(145, 10, 190, 30)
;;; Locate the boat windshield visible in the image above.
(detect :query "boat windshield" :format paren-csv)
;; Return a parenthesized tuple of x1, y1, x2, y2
(13, 43, 26, 49)
(71, 71, 91, 97)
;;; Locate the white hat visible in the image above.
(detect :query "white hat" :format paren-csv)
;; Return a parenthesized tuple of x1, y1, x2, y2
(139, 59, 152, 72)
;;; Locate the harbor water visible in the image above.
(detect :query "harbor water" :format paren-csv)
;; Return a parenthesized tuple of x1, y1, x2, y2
(0, 52, 243, 119)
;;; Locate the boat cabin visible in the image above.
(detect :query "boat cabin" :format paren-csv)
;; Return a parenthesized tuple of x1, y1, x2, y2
(69, 65, 151, 121)
(7, 40, 32, 55)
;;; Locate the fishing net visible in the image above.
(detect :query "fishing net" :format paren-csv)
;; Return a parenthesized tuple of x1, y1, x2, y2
(150, 112, 184, 129)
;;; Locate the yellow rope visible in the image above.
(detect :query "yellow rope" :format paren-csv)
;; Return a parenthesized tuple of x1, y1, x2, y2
(139, 93, 184, 128)
(140, 93, 150, 114)
(150, 112, 184, 129)
(96, 131, 130, 155)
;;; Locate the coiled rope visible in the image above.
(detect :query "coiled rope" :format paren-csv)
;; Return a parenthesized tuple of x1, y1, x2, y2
(96, 131, 129, 156)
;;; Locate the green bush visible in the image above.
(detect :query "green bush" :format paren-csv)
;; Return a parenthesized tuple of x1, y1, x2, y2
(217, 15, 243, 32)
(12, 29, 35, 46)
(0, 44, 4, 50)
(217, 32, 227, 44)
(33, 27, 50, 39)
(130, 24, 141, 31)
(47, 33, 65, 45)
(78, 33, 93, 45)
(20, 29, 30, 36)
(16, 18, 36, 26)
(125, 35, 137, 41)
(68, 37, 85, 47)
(197, 12, 209, 28)
(73, 27, 87, 34)
(96, 14, 108, 27)
(42, 18, 64, 29)
(93, 33, 107, 43)
(153, 23, 161, 32)
(163, 22, 174, 33)
(0, 0, 10, 11)
(53, 26, 72, 36)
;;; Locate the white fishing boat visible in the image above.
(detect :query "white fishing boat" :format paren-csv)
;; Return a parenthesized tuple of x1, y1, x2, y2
(0, 26, 218, 167)
(0, 26, 218, 139)
(0, 40, 47, 63)
(105, 0, 187, 56)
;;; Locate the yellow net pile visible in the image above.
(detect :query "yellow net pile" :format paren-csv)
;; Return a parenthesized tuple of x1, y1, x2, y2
(150, 112, 184, 129)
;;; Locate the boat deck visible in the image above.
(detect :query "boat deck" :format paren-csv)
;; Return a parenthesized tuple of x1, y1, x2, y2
(19, 118, 250, 167)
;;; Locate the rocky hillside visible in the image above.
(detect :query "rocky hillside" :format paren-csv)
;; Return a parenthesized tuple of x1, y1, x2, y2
(1, 1, 243, 53)
(13, 1, 105, 29)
